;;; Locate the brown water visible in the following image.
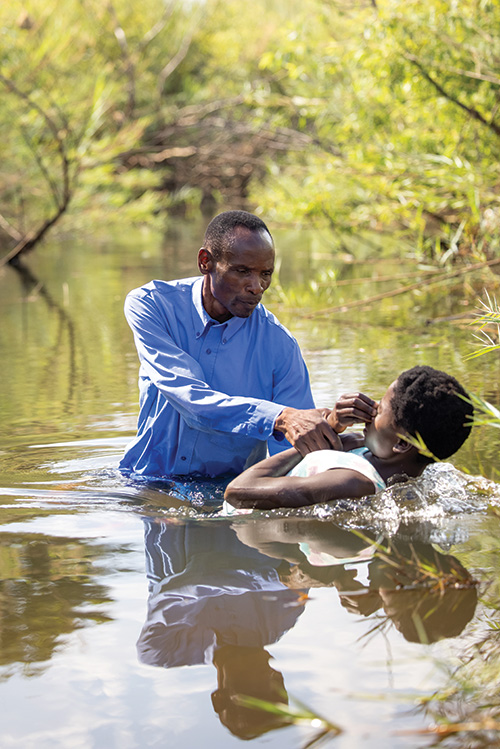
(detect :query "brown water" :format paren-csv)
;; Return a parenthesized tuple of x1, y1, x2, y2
(1, 220, 500, 748)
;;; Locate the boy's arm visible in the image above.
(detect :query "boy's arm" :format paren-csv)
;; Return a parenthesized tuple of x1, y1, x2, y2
(224, 448, 376, 510)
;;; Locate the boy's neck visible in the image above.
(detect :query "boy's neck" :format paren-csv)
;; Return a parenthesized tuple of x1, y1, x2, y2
(364, 450, 426, 483)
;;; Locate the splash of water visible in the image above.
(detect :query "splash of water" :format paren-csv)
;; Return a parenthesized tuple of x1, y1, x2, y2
(226, 463, 500, 546)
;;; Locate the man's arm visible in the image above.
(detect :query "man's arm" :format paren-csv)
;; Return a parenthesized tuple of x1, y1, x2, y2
(266, 330, 341, 455)
(126, 289, 343, 452)
(224, 448, 376, 510)
(271, 391, 376, 456)
(125, 290, 283, 440)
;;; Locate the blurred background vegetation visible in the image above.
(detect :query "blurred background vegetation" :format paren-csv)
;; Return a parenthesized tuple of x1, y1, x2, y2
(1, 0, 500, 266)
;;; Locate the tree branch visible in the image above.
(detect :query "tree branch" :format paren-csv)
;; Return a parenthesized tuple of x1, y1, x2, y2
(157, 28, 195, 101)
(0, 212, 23, 242)
(405, 53, 500, 138)
(306, 256, 500, 317)
(0, 200, 70, 268)
(107, 2, 136, 119)
(138, 0, 177, 51)
(19, 123, 62, 209)
(0, 73, 74, 265)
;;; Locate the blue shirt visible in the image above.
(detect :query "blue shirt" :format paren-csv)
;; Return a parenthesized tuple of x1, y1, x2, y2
(120, 277, 315, 478)
(137, 519, 305, 667)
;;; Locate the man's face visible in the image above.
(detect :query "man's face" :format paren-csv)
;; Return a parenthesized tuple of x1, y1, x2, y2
(199, 227, 275, 322)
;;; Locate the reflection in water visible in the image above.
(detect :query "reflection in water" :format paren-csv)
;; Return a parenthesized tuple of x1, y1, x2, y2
(136, 514, 479, 741)
(297, 462, 500, 544)
(234, 518, 478, 645)
(9, 258, 77, 412)
(137, 518, 307, 739)
(211, 646, 289, 740)
(0, 533, 113, 678)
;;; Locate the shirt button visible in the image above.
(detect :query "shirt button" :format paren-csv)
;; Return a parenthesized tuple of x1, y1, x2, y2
(222, 339, 227, 344)
(180, 456, 187, 461)
(258, 427, 264, 434)
(206, 348, 211, 354)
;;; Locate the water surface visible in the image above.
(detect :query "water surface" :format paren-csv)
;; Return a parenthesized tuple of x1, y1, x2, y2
(1, 220, 500, 747)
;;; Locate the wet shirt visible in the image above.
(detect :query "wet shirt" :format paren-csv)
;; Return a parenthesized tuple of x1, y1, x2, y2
(223, 447, 386, 516)
(119, 277, 315, 478)
(288, 447, 386, 491)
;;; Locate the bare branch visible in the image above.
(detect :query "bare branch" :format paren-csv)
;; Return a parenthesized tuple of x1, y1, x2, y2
(404, 53, 500, 138)
(19, 123, 62, 209)
(157, 28, 195, 101)
(0, 212, 23, 242)
(419, 60, 500, 87)
(0, 72, 71, 203)
(306, 256, 500, 318)
(0, 74, 75, 265)
(107, 2, 135, 119)
(0, 197, 70, 268)
(139, 0, 177, 51)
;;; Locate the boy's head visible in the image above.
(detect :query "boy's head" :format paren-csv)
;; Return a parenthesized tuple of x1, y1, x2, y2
(391, 365, 473, 461)
(365, 365, 473, 463)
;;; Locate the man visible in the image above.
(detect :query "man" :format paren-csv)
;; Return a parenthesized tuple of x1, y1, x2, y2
(120, 210, 373, 478)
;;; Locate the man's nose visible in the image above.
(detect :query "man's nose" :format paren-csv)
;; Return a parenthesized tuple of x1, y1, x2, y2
(247, 275, 265, 294)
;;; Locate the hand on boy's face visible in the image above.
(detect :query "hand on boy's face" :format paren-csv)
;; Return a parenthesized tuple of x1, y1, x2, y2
(328, 392, 378, 433)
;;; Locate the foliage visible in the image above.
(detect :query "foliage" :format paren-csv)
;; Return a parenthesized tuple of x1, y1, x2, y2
(467, 291, 500, 359)
(461, 292, 500, 432)
(0, 0, 200, 255)
(249, 0, 500, 257)
(1, 0, 500, 259)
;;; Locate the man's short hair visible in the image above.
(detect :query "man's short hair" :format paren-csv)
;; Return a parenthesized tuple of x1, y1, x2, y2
(391, 365, 473, 461)
(204, 210, 272, 261)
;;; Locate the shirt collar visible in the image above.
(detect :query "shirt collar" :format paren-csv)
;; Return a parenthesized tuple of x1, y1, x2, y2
(192, 277, 211, 335)
(191, 276, 251, 341)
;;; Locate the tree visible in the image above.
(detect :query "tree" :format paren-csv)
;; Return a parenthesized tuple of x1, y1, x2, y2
(2, 0, 500, 262)
(0, 0, 199, 265)
(247, 0, 500, 258)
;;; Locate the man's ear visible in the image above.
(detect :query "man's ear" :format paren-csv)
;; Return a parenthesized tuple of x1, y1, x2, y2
(392, 438, 413, 455)
(198, 247, 214, 275)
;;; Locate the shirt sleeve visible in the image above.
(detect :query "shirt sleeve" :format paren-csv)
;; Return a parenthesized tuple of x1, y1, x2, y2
(125, 290, 285, 440)
(267, 332, 316, 454)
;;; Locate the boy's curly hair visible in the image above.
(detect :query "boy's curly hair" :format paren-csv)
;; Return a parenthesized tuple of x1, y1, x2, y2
(391, 365, 473, 461)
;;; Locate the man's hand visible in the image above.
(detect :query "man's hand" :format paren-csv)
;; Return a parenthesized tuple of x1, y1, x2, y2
(328, 393, 378, 433)
(274, 407, 342, 456)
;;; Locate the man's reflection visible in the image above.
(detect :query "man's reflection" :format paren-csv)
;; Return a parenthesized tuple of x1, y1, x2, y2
(137, 518, 307, 738)
(234, 518, 478, 645)
(137, 516, 478, 739)
(211, 645, 288, 739)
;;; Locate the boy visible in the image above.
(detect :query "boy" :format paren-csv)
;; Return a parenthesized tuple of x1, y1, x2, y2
(224, 366, 473, 511)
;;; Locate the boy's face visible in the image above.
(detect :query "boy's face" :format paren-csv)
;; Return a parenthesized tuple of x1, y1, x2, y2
(364, 380, 402, 459)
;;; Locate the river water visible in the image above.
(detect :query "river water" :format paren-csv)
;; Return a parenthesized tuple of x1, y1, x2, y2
(1, 219, 500, 748)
